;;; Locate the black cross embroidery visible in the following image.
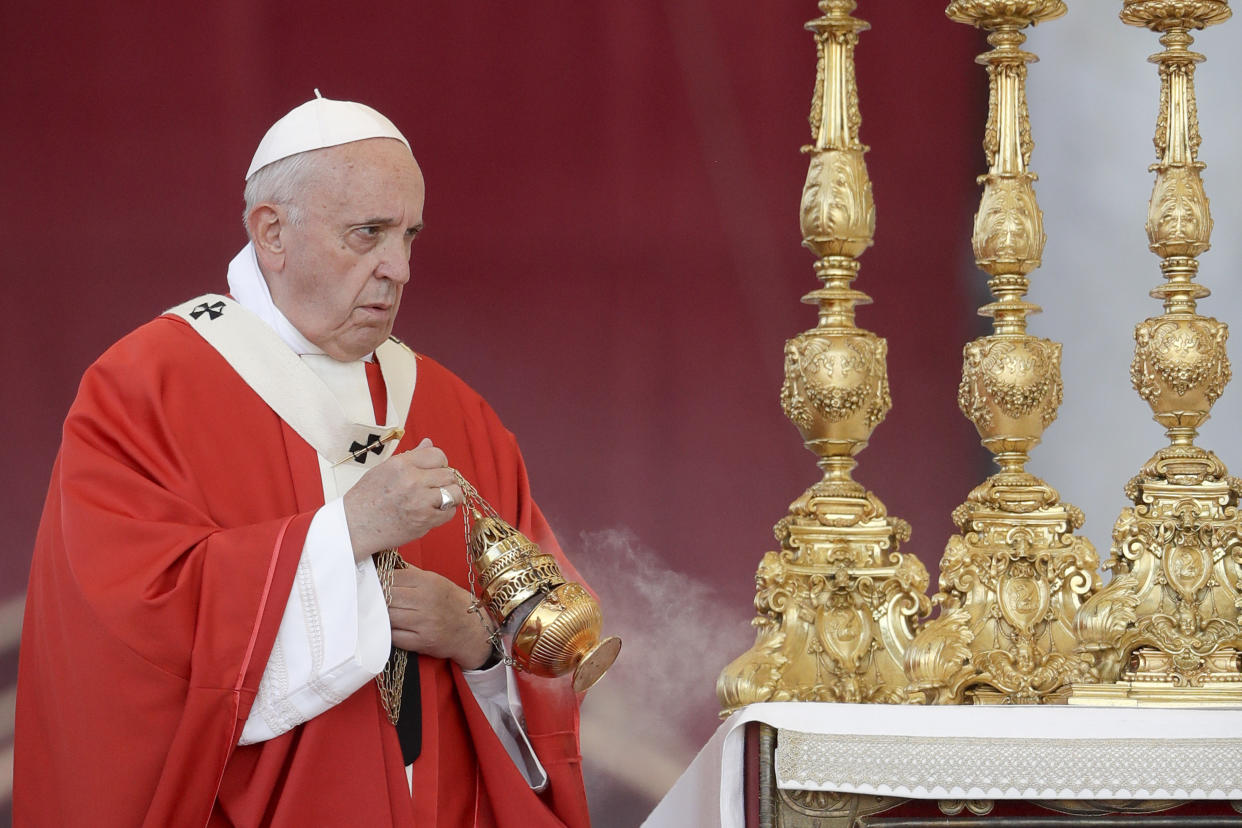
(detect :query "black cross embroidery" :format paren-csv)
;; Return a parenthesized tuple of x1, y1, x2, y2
(349, 434, 384, 464)
(190, 301, 226, 320)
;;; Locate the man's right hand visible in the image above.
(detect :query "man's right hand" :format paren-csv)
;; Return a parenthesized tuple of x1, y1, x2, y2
(343, 437, 464, 561)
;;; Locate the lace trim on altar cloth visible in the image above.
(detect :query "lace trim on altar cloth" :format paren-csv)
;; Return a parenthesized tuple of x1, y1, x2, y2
(775, 730, 1242, 799)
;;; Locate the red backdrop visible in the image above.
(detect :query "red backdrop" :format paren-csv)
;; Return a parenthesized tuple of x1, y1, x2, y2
(2, 2, 984, 822)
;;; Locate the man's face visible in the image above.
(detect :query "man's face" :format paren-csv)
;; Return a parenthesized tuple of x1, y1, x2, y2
(266, 138, 425, 362)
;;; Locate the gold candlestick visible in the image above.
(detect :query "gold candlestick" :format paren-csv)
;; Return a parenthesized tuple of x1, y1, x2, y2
(1071, 0, 1242, 705)
(903, 0, 1100, 705)
(718, 0, 930, 714)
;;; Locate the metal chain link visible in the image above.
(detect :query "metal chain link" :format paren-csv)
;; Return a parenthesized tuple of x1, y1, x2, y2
(452, 469, 515, 668)
(375, 547, 409, 724)
(372, 451, 519, 720)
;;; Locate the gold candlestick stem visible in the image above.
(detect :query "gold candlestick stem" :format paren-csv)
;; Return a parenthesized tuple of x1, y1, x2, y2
(718, 0, 930, 714)
(903, 1, 1100, 706)
(1071, 0, 1242, 705)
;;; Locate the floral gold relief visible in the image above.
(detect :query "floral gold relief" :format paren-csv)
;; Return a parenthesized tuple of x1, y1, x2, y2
(901, 1, 1098, 707)
(1131, 317, 1230, 427)
(946, 0, 1067, 28)
(972, 174, 1045, 276)
(782, 333, 891, 441)
(1120, 1, 1231, 29)
(718, 1, 929, 715)
(1147, 164, 1212, 257)
(1068, 0, 1242, 706)
(801, 150, 875, 259)
(959, 337, 1062, 440)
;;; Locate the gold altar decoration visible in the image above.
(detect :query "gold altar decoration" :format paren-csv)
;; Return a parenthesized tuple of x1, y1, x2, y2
(460, 480, 621, 693)
(717, 0, 931, 715)
(1070, 0, 1242, 705)
(902, 0, 1101, 705)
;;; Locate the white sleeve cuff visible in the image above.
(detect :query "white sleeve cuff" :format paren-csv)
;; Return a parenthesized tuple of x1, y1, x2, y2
(462, 662, 549, 791)
(240, 498, 391, 745)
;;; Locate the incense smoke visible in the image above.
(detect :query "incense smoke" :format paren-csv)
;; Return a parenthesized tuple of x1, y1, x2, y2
(568, 527, 754, 822)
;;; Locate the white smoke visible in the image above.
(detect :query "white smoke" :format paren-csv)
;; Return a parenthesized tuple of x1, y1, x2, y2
(569, 528, 754, 823)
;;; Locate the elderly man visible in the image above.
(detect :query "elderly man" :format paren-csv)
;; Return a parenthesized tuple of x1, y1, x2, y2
(15, 95, 591, 827)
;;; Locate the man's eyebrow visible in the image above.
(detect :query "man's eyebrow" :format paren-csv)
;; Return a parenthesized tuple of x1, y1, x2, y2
(350, 218, 423, 233)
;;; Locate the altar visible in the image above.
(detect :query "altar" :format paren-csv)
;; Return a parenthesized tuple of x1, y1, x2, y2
(644, 703, 1242, 827)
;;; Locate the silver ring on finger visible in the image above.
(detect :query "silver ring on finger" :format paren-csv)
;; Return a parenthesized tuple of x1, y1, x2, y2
(437, 486, 456, 511)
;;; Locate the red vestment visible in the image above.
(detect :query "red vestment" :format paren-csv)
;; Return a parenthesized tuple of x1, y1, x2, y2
(15, 314, 591, 827)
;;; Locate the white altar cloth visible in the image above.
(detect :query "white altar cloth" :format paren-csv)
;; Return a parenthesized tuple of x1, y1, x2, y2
(642, 702, 1242, 828)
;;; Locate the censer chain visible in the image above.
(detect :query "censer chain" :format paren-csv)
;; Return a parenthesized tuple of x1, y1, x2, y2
(375, 547, 408, 725)
(375, 470, 517, 725)
(453, 469, 515, 669)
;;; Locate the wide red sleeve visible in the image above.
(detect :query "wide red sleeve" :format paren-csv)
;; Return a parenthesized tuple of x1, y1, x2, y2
(15, 318, 316, 828)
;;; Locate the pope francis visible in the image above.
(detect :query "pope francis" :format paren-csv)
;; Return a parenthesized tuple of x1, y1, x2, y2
(14, 94, 592, 827)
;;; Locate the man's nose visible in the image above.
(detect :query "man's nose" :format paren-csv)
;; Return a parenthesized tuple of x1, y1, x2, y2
(375, 237, 412, 284)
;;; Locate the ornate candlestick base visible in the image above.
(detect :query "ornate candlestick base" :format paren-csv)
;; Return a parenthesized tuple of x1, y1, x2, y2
(1069, 0, 1242, 707)
(1072, 456, 1242, 706)
(718, 483, 929, 711)
(906, 479, 1098, 705)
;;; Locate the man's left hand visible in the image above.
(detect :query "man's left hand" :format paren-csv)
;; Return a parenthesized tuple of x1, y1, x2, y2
(388, 566, 495, 670)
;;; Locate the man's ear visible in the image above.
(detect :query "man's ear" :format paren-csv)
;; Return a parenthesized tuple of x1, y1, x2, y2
(248, 204, 287, 273)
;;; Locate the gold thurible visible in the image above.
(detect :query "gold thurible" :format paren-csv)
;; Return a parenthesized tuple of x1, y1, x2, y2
(902, 1, 1101, 705)
(717, 0, 931, 714)
(1070, 1, 1242, 705)
(461, 488, 620, 693)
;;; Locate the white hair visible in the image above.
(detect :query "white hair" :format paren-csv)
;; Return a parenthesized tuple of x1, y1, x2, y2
(242, 150, 322, 237)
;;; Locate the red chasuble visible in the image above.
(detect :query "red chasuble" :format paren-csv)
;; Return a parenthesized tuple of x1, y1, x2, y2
(15, 315, 591, 827)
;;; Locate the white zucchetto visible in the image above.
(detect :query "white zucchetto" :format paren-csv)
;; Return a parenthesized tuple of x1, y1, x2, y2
(245, 90, 411, 180)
